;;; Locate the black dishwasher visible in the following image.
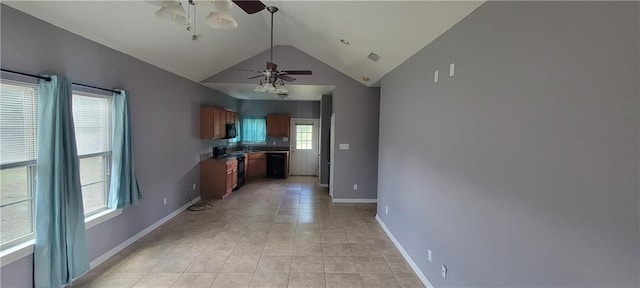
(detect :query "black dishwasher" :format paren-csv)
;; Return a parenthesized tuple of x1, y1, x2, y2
(267, 153, 286, 178)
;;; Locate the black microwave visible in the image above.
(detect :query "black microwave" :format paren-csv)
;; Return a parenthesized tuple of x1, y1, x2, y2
(225, 123, 237, 139)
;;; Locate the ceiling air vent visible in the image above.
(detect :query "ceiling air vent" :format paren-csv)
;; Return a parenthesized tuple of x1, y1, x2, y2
(367, 52, 381, 62)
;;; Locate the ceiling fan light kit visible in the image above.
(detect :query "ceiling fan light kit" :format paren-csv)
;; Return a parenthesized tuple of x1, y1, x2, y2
(155, 4, 188, 25)
(205, 11, 237, 29)
(146, 0, 267, 38)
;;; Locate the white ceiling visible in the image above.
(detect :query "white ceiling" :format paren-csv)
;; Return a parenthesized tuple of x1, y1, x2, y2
(4, 0, 484, 87)
(203, 83, 334, 101)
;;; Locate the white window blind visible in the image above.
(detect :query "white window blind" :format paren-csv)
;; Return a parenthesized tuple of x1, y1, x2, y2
(0, 81, 38, 165)
(0, 80, 38, 249)
(73, 94, 111, 156)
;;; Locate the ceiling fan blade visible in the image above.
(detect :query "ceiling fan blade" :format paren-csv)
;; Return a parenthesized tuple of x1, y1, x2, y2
(283, 70, 312, 75)
(231, 0, 266, 14)
(232, 68, 262, 73)
(266, 62, 278, 71)
(279, 75, 296, 82)
(247, 75, 264, 80)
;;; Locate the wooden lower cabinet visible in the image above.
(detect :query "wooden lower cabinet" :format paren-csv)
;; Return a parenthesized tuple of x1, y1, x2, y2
(201, 158, 238, 199)
(246, 152, 267, 179)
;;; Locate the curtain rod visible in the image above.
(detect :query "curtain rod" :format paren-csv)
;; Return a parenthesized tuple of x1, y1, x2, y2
(1, 68, 121, 94)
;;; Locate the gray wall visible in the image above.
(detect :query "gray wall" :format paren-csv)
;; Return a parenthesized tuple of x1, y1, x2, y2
(238, 99, 320, 147)
(0, 5, 238, 287)
(378, 1, 639, 287)
(204, 46, 380, 200)
(239, 99, 320, 118)
(320, 95, 333, 185)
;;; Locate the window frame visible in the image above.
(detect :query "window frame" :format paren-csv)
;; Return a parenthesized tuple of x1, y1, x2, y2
(72, 90, 113, 217)
(0, 79, 39, 251)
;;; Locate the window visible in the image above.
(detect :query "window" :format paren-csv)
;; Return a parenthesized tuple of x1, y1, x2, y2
(295, 124, 313, 150)
(241, 117, 266, 143)
(0, 80, 115, 254)
(72, 92, 112, 216)
(0, 80, 38, 249)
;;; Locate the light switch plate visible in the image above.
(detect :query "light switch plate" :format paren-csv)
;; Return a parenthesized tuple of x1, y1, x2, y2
(434, 70, 439, 82)
(339, 144, 350, 150)
(449, 63, 455, 77)
(283, 137, 289, 141)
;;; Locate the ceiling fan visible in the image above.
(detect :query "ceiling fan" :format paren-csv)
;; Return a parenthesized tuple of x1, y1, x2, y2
(145, 0, 266, 38)
(233, 6, 313, 94)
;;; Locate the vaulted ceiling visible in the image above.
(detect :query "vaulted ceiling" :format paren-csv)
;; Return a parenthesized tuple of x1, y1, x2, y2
(4, 1, 483, 87)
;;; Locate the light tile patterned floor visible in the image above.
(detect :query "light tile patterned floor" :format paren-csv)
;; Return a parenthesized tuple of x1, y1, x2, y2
(72, 177, 424, 288)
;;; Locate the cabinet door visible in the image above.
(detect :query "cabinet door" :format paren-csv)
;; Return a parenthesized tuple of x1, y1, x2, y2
(213, 108, 221, 139)
(226, 168, 233, 193)
(266, 115, 276, 137)
(225, 110, 232, 124)
(232, 167, 238, 188)
(200, 107, 214, 139)
(220, 108, 227, 138)
(281, 115, 290, 137)
(257, 158, 267, 177)
(247, 159, 256, 178)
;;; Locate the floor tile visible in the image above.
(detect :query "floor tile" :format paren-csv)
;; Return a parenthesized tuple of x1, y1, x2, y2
(354, 256, 391, 273)
(394, 272, 425, 288)
(93, 273, 145, 288)
(293, 241, 323, 256)
(263, 241, 294, 256)
(288, 272, 325, 288)
(324, 256, 358, 273)
(132, 273, 181, 287)
(171, 273, 217, 288)
(256, 256, 292, 273)
(222, 255, 261, 273)
(359, 273, 400, 288)
(325, 273, 363, 288)
(290, 256, 324, 273)
(212, 273, 253, 288)
(250, 272, 289, 288)
(323, 243, 353, 256)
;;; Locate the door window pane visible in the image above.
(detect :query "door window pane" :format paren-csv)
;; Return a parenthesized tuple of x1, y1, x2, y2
(296, 124, 313, 150)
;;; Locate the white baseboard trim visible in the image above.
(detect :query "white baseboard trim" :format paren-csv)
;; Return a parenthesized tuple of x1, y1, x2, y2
(319, 184, 328, 188)
(332, 198, 377, 203)
(375, 215, 434, 288)
(89, 197, 200, 269)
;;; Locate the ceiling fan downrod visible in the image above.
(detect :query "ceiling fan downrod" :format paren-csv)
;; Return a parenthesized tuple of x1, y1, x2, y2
(267, 6, 278, 65)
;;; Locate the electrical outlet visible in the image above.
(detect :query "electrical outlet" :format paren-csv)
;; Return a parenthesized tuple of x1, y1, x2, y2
(353, 184, 358, 190)
(272, 141, 276, 145)
(441, 264, 447, 279)
(192, 183, 196, 190)
(427, 249, 432, 262)
(449, 63, 455, 77)
(385, 206, 388, 214)
(434, 70, 439, 82)
(163, 197, 167, 206)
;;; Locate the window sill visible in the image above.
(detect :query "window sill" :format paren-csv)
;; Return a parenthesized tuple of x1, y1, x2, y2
(85, 208, 122, 230)
(0, 208, 122, 267)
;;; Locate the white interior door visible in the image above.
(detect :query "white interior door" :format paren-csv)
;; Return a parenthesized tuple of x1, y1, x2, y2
(329, 113, 335, 198)
(290, 119, 319, 176)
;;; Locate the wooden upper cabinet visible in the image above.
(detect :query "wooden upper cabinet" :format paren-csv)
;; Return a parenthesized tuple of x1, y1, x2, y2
(200, 107, 215, 139)
(267, 114, 290, 137)
(226, 110, 234, 124)
(213, 107, 222, 139)
(201, 106, 238, 139)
